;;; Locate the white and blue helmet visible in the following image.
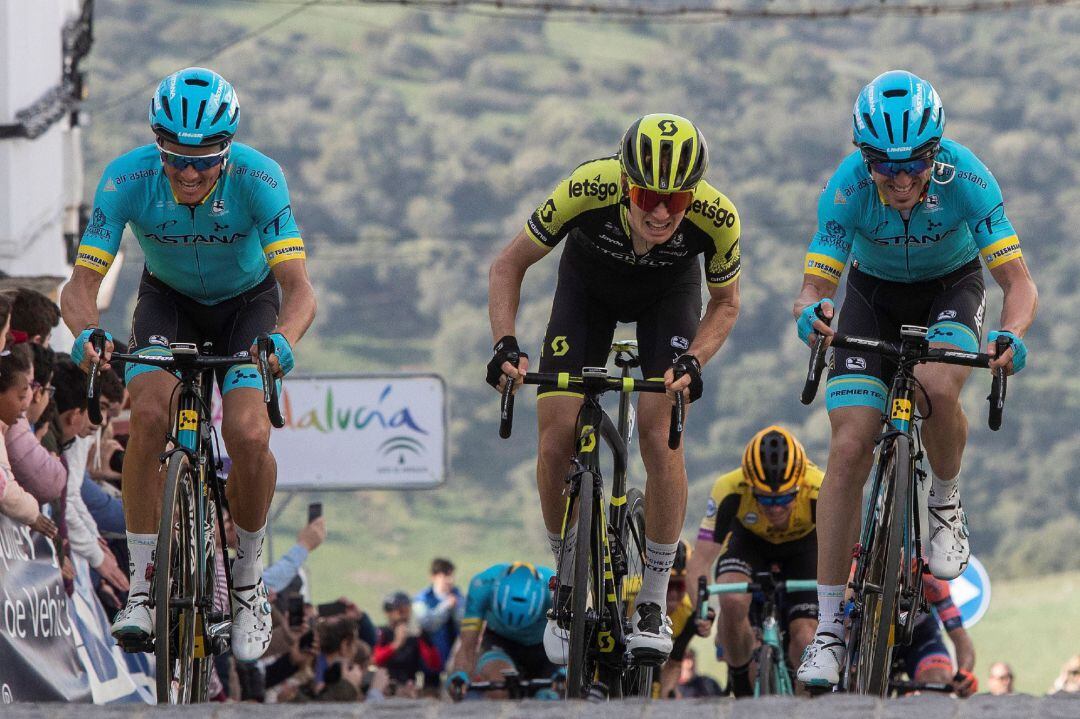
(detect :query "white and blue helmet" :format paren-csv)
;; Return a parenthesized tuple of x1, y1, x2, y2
(852, 70, 944, 161)
(149, 67, 239, 147)
(492, 564, 547, 629)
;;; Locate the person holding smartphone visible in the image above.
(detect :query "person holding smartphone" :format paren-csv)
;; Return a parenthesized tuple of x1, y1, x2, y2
(261, 502, 327, 593)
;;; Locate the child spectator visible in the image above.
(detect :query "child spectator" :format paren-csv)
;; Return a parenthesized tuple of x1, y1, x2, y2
(9, 287, 61, 345)
(0, 345, 57, 537)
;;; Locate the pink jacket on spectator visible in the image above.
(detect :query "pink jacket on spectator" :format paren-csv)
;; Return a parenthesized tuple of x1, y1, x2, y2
(0, 424, 40, 525)
(5, 417, 66, 502)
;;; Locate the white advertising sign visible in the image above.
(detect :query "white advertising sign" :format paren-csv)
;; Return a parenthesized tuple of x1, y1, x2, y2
(253, 374, 447, 490)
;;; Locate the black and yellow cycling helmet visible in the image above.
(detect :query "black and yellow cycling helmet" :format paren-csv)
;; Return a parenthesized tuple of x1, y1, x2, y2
(742, 425, 806, 495)
(620, 113, 709, 192)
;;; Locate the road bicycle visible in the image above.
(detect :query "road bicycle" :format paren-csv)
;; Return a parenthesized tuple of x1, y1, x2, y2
(801, 323, 1008, 695)
(87, 331, 283, 703)
(696, 570, 817, 696)
(497, 340, 683, 699)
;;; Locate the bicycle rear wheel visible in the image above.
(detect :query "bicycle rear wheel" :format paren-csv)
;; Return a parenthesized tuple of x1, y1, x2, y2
(565, 478, 597, 699)
(618, 488, 655, 698)
(155, 452, 199, 704)
(851, 438, 909, 696)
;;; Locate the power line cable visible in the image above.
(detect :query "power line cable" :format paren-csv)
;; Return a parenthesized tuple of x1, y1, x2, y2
(219, 0, 1080, 23)
(87, 0, 323, 116)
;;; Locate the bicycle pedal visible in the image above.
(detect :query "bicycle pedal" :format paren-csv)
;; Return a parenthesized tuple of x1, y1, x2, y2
(115, 634, 155, 654)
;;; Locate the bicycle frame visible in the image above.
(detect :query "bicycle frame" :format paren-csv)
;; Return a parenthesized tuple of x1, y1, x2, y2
(560, 364, 638, 689)
(160, 349, 232, 661)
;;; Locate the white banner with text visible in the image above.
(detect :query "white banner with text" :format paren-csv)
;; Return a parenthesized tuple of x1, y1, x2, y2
(220, 374, 447, 490)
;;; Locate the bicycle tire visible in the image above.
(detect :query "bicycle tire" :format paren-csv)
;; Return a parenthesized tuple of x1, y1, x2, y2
(756, 643, 777, 696)
(618, 488, 655, 698)
(189, 492, 219, 702)
(565, 477, 596, 699)
(853, 439, 909, 696)
(155, 452, 199, 704)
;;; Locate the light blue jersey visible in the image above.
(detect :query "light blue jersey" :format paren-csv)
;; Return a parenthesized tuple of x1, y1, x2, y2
(76, 142, 306, 304)
(462, 563, 554, 646)
(803, 138, 1022, 285)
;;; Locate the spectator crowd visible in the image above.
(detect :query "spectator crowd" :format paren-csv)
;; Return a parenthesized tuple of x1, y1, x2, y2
(3, 284, 1078, 703)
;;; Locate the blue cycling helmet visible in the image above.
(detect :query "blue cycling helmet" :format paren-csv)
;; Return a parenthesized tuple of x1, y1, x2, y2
(493, 563, 547, 628)
(149, 67, 239, 147)
(852, 70, 944, 161)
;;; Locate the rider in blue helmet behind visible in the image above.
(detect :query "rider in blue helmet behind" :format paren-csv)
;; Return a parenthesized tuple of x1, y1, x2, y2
(793, 69, 1037, 688)
(447, 562, 558, 699)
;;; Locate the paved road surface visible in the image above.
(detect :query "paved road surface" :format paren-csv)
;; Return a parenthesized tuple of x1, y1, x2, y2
(8, 694, 1080, 717)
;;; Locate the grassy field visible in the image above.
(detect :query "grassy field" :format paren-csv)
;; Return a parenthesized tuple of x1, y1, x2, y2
(691, 570, 1080, 696)
(278, 491, 1077, 696)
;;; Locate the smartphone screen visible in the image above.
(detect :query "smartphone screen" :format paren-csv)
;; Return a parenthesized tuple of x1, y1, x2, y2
(308, 502, 323, 523)
(317, 600, 348, 617)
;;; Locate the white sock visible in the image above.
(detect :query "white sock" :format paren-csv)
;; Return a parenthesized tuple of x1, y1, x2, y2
(126, 532, 157, 598)
(636, 538, 678, 608)
(816, 584, 847, 639)
(930, 471, 959, 506)
(233, 523, 266, 587)
(548, 522, 578, 584)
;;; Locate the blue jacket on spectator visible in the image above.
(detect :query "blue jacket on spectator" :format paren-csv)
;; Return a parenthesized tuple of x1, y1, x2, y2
(413, 584, 464, 664)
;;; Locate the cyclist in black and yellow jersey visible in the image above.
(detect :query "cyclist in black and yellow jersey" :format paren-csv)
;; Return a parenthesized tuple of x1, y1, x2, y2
(487, 114, 741, 663)
(686, 426, 823, 696)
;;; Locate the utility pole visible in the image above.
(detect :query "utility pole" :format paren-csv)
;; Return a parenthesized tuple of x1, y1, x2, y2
(0, 0, 95, 315)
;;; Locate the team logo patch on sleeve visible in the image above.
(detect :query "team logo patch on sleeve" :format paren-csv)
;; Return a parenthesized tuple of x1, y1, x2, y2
(264, 237, 306, 267)
(705, 498, 717, 518)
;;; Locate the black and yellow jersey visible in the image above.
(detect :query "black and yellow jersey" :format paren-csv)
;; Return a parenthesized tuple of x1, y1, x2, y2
(697, 466, 824, 546)
(524, 156, 741, 287)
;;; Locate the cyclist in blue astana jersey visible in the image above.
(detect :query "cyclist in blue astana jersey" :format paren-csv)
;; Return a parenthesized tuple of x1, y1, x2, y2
(793, 71, 1037, 687)
(59, 67, 317, 662)
(446, 563, 557, 697)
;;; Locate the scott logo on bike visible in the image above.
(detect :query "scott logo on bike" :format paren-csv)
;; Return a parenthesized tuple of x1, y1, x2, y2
(579, 425, 597, 454)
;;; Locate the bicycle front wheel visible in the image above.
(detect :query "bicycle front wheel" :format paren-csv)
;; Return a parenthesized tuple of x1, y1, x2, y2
(565, 479, 596, 699)
(852, 438, 909, 696)
(155, 452, 199, 704)
(618, 488, 655, 698)
(756, 643, 777, 696)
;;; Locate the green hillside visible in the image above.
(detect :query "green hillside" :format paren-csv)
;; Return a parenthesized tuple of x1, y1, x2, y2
(78, 0, 1080, 687)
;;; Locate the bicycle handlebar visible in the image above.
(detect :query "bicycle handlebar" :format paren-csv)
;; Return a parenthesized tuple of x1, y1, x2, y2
(86, 330, 107, 426)
(801, 330, 1008, 430)
(988, 336, 1009, 431)
(448, 672, 556, 702)
(889, 679, 953, 694)
(696, 576, 818, 620)
(497, 370, 682, 447)
(85, 330, 284, 427)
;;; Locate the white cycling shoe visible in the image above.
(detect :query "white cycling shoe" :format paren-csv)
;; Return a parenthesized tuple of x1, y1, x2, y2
(626, 602, 673, 665)
(230, 580, 273, 662)
(111, 592, 154, 649)
(927, 485, 970, 580)
(796, 631, 846, 687)
(543, 619, 569, 665)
